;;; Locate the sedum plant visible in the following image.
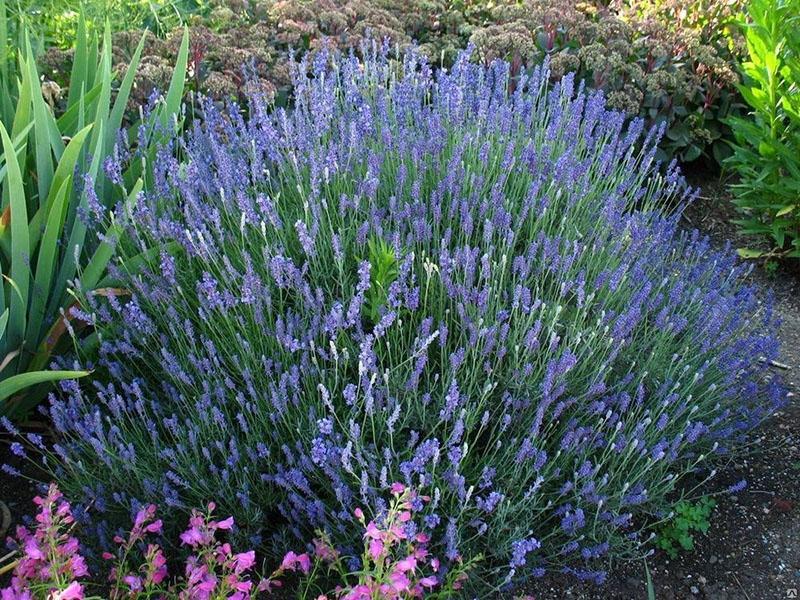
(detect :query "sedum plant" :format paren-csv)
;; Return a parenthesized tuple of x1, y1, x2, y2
(0, 12, 190, 419)
(468, 0, 742, 164)
(23, 46, 784, 591)
(37, 0, 745, 165)
(724, 0, 800, 259)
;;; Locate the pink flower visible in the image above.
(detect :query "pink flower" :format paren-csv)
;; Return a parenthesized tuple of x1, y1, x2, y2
(368, 539, 385, 561)
(123, 574, 143, 591)
(389, 570, 411, 592)
(418, 576, 438, 589)
(313, 538, 338, 562)
(354, 507, 364, 520)
(257, 579, 282, 593)
(296, 553, 311, 574)
(23, 538, 44, 561)
(147, 546, 168, 584)
(215, 516, 234, 530)
(179, 526, 204, 547)
(52, 582, 84, 600)
(68, 554, 89, 578)
(133, 505, 157, 530)
(364, 522, 382, 540)
(343, 584, 373, 600)
(390, 482, 406, 495)
(280, 551, 299, 571)
(1, 588, 31, 600)
(395, 555, 417, 573)
(232, 550, 256, 572)
(145, 519, 163, 534)
(431, 558, 440, 572)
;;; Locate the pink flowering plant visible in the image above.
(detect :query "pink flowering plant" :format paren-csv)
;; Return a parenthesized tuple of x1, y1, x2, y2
(103, 503, 167, 598)
(1, 483, 89, 600)
(290, 484, 478, 600)
(1, 488, 265, 600)
(2, 484, 468, 599)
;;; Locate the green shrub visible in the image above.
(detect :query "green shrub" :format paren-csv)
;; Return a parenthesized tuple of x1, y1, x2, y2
(4, 0, 203, 48)
(38, 47, 783, 591)
(724, 0, 800, 259)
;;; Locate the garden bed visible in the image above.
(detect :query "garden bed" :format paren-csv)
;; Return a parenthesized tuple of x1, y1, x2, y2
(1, 173, 798, 599)
(1, 0, 798, 590)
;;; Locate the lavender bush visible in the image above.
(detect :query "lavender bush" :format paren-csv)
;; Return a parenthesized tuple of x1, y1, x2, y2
(20, 44, 784, 591)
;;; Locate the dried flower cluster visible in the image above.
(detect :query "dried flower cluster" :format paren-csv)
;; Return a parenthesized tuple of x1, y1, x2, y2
(17, 45, 784, 592)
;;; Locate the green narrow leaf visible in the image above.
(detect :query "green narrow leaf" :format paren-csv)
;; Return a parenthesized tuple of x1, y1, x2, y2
(25, 35, 59, 207)
(0, 122, 32, 184)
(100, 32, 146, 199)
(108, 33, 146, 141)
(644, 560, 656, 600)
(0, 369, 89, 403)
(98, 241, 180, 288)
(161, 27, 189, 129)
(736, 247, 765, 259)
(0, 0, 13, 127)
(10, 53, 32, 139)
(86, 29, 99, 91)
(88, 23, 113, 165)
(27, 124, 93, 254)
(0, 307, 7, 339)
(66, 10, 89, 111)
(57, 82, 102, 134)
(48, 122, 104, 319)
(0, 121, 29, 353)
(0, 0, 7, 80)
(82, 178, 143, 290)
(27, 176, 71, 346)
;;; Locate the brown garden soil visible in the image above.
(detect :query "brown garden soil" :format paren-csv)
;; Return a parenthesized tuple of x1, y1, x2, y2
(1, 168, 798, 599)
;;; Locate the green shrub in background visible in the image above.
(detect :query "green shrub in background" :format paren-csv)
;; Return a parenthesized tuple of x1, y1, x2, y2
(5, 0, 204, 48)
(725, 0, 800, 259)
(0, 6, 190, 420)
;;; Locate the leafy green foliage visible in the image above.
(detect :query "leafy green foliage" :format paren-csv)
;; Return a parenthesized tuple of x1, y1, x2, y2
(0, 13, 190, 419)
(365, 238, 399, 324)
(5, 0, 205, 48)
(654, 496, 716, 558)
(724, 0, 800, 259)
